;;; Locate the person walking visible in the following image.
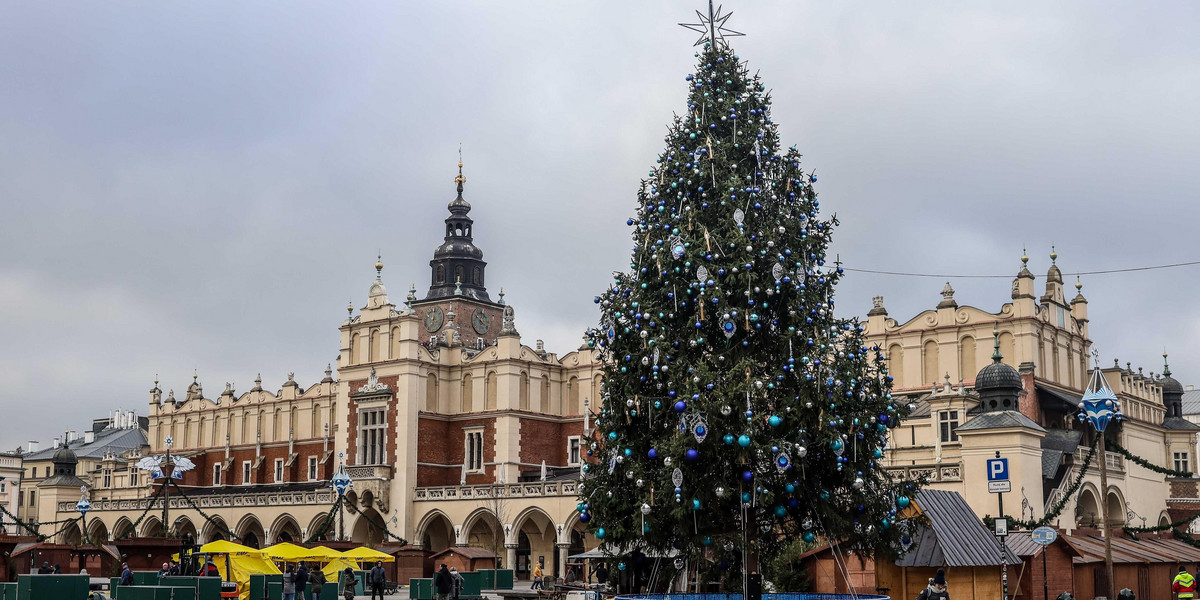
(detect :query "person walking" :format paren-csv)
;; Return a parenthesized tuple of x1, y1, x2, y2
(37, 562, 52, 574)
(119, 563, 133, 586)
(1175, 566, 1196, 600)
(369, 560, 387, 600)
(282, 564, 297, 600)
(296, 562, 310, 600)
(917, 569, 950, 600)
(310, 567, 326, 600)
(434, 564, 453, 600)
(531, 561, 544, 590)
(594, 563, 608, 588)
(450, 566, 465, 600)
(342, 567, 359, 600)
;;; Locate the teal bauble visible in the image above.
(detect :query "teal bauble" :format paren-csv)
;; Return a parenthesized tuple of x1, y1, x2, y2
(738, 435, 751, 447)
(723, 434, 735, 445)
(596, 528, 606, 539)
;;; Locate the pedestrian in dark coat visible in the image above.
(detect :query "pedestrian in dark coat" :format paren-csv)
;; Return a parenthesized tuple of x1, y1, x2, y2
(917, 569, 950, 600)
(342, 567, 359, 600)
(119, 563, 133, 586)
(311, 568, 327, 600)
(370, 561, 387, 600)
(434, 564, 453, 600)
(296, 563, 310, 600)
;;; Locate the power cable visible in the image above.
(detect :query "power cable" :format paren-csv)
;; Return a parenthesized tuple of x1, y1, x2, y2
(843, 260, 1200, 279)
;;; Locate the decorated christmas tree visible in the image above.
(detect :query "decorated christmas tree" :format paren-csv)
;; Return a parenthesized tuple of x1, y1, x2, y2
(581, 4, 919, 588)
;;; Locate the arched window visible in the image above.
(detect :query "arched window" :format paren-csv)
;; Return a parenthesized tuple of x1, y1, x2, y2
(473, 267, 482, 285)
(999, 332, 1015, 367)
(241, 412, 250, 444)
(959, 336, 976, 383)
(290, 406, 298, 439)
(542, 375, 552, 413)
(426, 374, 439, 412)
(888, 344, 904, 388)
(519, 373, 530, 411)
(567, 376, 580, 415)
(922, 340, 939, 387)
(436, 265, 445, 284)
(349, 333, 359, 365)
(454, 266, 464, 284)
(486, 372, 498, 410)
(462, 374, 474, 413)
(274, 408, 283, 442)
(368, 329, 379, 362)
(312, 405, 322, 438)
(391, 326, 402, 358)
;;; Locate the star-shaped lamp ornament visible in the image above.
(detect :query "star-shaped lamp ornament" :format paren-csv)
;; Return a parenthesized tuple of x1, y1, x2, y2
(680, 0, 744, 49)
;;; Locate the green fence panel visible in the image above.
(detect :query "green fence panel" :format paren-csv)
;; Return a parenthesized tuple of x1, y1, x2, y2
(250, 573, 284, 600)
(135, 571, 162, 585)
(494, 569, 514, 590)
(158, 576, 222, 600)
(16, 574, 90, 600)
(475, 570, 495, 589)
(266, 581, 282, 600)
(409, 578, 434, 600)
(459, 572, 483, 599)
(0, 582, 16, 600)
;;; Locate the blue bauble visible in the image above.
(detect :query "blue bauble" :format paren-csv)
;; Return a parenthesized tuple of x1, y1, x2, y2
(618, 562, 626, 571)
(674, 400, 687, 413)
(686, 449, 699, 461)
(802, 532, 816, 543)
(596, 528, 606, 539)
(738, 435, 751, 447)
(692, 499, 701, 510)
(623, 448, 631, 457)
(648, 448, 658, 459)
(579, 513, 591, 523)
(785, 483, 796, 493)
(741, 492, 752, 503)
(723, 434, 735, 445)
(768, 415, 782, 427)
(896, 496, 910, 508)
(742, 470, 753, 481)
(774, 506, 786, 517)
(608, 432, 617, 441)
(696, 425, 707, 438)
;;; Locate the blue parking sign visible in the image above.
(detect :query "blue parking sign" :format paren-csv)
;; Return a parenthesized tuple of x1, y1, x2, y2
(987, 458, 1009, 481)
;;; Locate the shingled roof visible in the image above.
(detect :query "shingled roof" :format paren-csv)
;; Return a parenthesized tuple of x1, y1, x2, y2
(897, 489, 1020, 568)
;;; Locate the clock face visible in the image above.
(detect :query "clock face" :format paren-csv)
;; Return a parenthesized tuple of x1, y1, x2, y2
(424, 307, 445, 332)
(471, 309, 490, 334)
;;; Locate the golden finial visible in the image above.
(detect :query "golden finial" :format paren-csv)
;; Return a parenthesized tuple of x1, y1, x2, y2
(455, 144, 466, 185)
(375, 253, 384, 277)
(1021, 246, 1028, 266)
(1050, 244, 1058, 264)
(1075, 276, 1082, 292)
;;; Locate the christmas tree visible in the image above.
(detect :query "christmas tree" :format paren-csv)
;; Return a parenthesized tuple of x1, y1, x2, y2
(581, 7, 919, 588)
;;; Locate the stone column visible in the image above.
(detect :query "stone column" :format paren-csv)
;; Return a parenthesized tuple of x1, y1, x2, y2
(556, 543, 570, 581)
(506, 544, 518, 573)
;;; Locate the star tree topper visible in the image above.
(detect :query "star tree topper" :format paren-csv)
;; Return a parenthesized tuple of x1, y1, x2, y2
(679, 0, 744, 49)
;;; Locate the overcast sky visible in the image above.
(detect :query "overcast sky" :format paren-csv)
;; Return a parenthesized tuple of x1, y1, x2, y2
(3, 2, 1199, 452)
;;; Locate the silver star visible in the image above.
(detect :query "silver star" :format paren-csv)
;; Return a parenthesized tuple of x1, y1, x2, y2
(680, 1, 745, 49)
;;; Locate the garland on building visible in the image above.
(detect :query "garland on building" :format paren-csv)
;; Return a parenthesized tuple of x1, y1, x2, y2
(1125, 507, 1200, 534)
(114, 484, 165, 540)
(344, 499, 408, 545)
(0, 503, 48, 538)
(983, 438, 1098, 531)
(167, 479, 242, 542)
(1174, 528, 1200, 549)
(1109, 439, 1193, 478)
(305, 496, 342, 543)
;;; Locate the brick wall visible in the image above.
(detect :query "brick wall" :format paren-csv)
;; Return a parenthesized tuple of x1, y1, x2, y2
(1023, 538, 1076, 598)
(518, 419, 578, 467)
(176, 440, 326, 487)
(416, 416, 496, 487)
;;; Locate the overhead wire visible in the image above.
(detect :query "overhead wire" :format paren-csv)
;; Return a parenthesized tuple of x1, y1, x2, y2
(842, 260, 1200, 279)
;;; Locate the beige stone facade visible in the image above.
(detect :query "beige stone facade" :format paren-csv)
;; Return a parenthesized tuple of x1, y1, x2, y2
(22, 171, 600, 580)
(0, 452, 21, 535)
(866, 251, 1198, 530)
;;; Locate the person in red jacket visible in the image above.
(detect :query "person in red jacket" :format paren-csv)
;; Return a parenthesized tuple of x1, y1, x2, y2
(1174, 566, 1196, 600)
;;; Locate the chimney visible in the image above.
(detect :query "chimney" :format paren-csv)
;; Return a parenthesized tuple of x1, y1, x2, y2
(128, 411, 136, 429)
(27, 441, 38, 453)
(84, 431, 95, 444)
(52, 437, 60, 448)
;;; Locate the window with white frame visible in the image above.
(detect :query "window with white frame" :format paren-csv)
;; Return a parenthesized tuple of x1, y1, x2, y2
(358, 408, 388, 465)
(274, 459, 285, 483)
(308, 456, 319, 481)
(567, 436, 582, 466)
(130, 468, 139, 487)
(102, 469, 111, 488)
(1175, 452, 1190, 474)
(212, 464, 222, 486)
(938, 410, 960, 443)
(465, 428, 485, 472)
(242, 461, 251, 485)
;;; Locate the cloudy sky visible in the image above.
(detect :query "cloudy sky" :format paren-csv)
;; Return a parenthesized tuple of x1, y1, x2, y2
(3, 2, 1199, 451)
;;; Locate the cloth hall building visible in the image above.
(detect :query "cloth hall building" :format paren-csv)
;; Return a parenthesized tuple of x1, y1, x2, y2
(40, 166, 602, 580)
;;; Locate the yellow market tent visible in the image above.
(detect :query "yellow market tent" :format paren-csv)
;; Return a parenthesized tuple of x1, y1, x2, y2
(192, 540, 279, 600)
(322, 557, 362, 580)
(306, 546, 347, 561)
(340, 546, 395, 562)
(263, 542, 320, 562)
(199, 539, 261, 555)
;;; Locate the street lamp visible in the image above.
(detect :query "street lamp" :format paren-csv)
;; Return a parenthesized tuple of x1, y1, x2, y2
(330, 452, 353, 541)
(76, 486, 91, 545)
(1079, 360, 1123, 600)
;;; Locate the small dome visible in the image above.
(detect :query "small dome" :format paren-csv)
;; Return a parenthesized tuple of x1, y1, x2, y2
(1161, 374, 1184, 395)
(976, 361, 1023, 392)
(53, 445, 77, 463)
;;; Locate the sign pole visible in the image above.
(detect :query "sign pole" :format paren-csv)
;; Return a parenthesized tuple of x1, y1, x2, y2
(1099, 434, 1115, 600)
(1031, 526, 1058, 600)
(1042, 545, 1049, 600)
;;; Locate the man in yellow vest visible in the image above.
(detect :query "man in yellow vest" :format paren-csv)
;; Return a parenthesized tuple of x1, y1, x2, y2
(1174, 566, 1196, 600)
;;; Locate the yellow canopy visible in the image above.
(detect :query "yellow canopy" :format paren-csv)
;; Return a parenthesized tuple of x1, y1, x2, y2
(340, 546, 395, 562)
(199, 539, 262, 555)
(215, 552, 281, 600)
(306, 546, 348, 561)
(263, 542, 319, 561)
(322, 557, 362, 580)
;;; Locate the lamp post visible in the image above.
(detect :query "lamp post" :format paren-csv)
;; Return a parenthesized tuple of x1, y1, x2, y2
(161, 436, 176, 538)
(1079, 362, 1122, 600)
(330, 452, 353, 541)
(76, 486, 91, 545)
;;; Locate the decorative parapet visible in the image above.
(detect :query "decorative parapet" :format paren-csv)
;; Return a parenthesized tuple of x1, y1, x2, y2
(413, 481, 578, 502)
(346, 465, 393, 480)
(885, 463, 962, 482)
(59, 489, 334, 513)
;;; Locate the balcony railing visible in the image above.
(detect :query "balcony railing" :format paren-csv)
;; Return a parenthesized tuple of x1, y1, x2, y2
(1074, 447, 1125, 474)
(414, 481, 578, 502)
(345, 465, 393, 480)
(884, 463, 963, 483)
